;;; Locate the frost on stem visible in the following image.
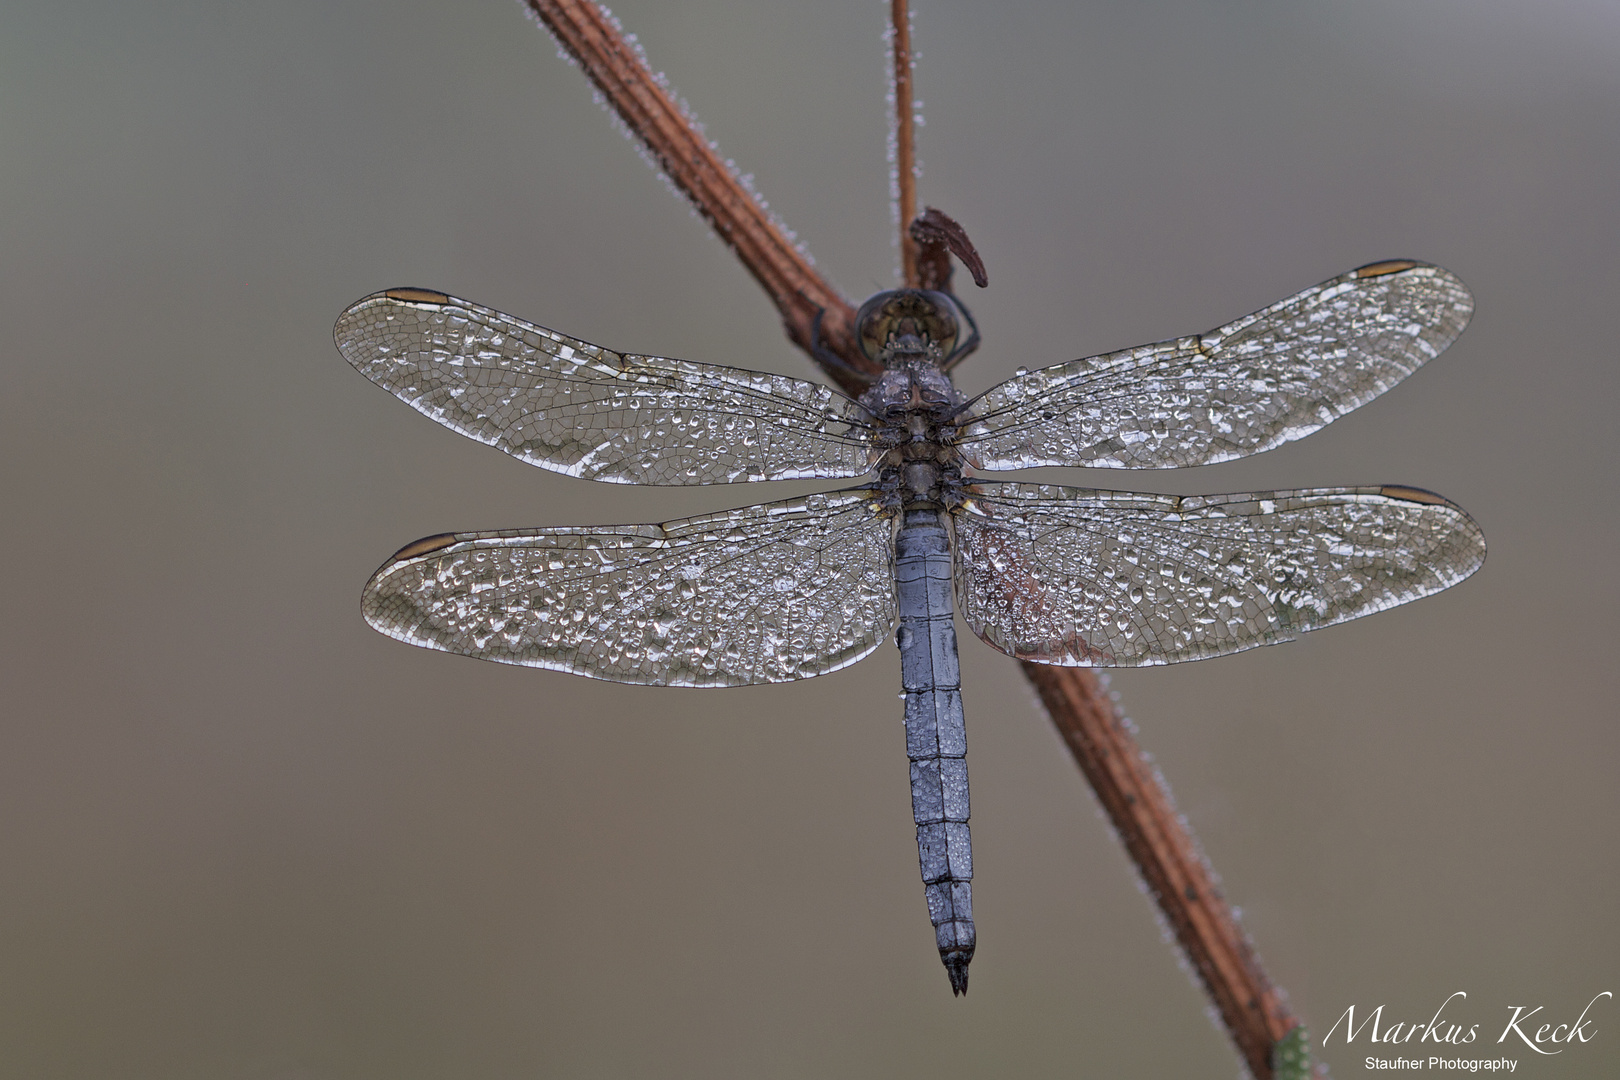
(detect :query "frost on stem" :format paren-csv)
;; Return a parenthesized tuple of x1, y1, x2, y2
(522, 0, 579, 65)
(883, 5, 925, 280)
(533, 0, 819, 267)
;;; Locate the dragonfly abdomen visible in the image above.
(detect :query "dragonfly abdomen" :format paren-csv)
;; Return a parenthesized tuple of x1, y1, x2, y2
(894, 507, 975, 995)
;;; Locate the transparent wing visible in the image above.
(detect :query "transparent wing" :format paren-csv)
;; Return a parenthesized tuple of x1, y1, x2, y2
(952, 482, 1485, 667)
(957, 262, 1472, 470)
(335, 289, 877, 485)
(363, 490, 897, 686)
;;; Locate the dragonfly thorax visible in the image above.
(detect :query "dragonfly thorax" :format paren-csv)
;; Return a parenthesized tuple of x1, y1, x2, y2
(865, 392, 967, 511)
(861, 361, 960, 418)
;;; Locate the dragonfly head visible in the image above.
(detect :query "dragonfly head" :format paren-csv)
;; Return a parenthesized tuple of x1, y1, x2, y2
(856, 289, 972, 369)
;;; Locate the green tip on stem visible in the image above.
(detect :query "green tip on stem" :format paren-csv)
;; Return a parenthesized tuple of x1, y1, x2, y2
(1272, 1024, 1313, 1080)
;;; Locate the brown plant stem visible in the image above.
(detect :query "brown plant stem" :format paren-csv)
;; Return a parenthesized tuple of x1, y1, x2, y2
(1023, 665, 1300, 1078)
(524, 2, 1302, 1075)
(522, 0, 878, 395)
(891, 0, 918, 287)
(910, 207, 989, 295)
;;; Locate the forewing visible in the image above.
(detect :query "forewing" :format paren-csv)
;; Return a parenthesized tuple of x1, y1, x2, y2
(958, 262, 1472, 470)
(335, 289, 876, 484)
(363, 491, 897, 686)
(953, 482, 1485, 666)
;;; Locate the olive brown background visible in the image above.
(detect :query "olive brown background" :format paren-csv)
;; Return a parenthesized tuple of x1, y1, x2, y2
(2, 1, 1616, 1076)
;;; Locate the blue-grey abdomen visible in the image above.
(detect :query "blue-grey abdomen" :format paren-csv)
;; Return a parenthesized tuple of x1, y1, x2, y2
(894, 507, 974, 994)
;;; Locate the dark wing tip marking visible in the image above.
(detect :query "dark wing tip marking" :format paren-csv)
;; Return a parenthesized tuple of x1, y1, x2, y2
(384, 287, 452, 305)
(1378, 484, 1452, 507)
(390, 533, 460, 561)
(335, 289, 452, 342)
(1354, 259, 1422, 278)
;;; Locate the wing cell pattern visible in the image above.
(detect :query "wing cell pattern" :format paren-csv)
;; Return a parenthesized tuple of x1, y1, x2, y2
(952, 483, 1485, 666)
(363, 491, 897, 686)
(957, 263, 1472, 470)
(335, 291, 877, 485)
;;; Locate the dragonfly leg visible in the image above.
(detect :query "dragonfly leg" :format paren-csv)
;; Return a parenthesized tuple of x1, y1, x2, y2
(808, 307, 871, 383)
(940, 303, 980, 371)
(895, 507, 975, 995)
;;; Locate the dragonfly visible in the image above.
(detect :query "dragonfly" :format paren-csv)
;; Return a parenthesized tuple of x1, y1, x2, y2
(335, 259, 1485, 995)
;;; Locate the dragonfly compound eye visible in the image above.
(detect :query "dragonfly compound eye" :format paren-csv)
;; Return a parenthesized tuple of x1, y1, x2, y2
(855, 289, 962, 365)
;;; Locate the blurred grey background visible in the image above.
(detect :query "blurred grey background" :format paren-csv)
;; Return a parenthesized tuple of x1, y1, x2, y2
(1, 1, 1615, 1076)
